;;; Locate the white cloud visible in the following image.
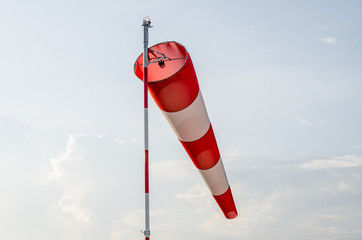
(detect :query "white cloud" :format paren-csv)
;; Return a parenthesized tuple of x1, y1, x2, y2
(48, 133, 143, 237)
(322, 181, 358, 194)
(295, 208, 362, 239)
(49, 135, 78, 180)
(175, 183, 279, 237)
(58, 195, 90, 223)
(197, 202, 276, 237)
(301, 155, 362, 170)
(297, 118, 313, 126)
(151, 159, 195, 182)
(222, 148, 244, 163)
(317, 37, 337, 45)
(175, 184, 212, 211)
(49, 134, 91, 223)
(110, 210, 143, 240)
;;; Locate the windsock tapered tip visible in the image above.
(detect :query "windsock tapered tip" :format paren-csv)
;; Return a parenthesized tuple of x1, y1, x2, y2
(213, 187, 238, 219)
(225, 210, 238, 219)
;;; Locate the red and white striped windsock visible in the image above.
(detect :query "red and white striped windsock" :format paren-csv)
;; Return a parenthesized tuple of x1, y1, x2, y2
(134, 41, 237, 219)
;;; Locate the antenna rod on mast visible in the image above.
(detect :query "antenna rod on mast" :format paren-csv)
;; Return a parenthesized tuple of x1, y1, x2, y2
(142, 16, 151, 240)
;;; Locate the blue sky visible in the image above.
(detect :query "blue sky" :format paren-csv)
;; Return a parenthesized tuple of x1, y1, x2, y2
(1, 0, 362, 239)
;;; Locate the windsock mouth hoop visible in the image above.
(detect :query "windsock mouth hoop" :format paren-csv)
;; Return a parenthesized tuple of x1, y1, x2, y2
(134, 41, 189, 83)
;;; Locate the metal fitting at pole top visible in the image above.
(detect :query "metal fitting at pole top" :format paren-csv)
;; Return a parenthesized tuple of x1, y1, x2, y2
(142, 16, 152, 27)
(143, 16, 152, 68)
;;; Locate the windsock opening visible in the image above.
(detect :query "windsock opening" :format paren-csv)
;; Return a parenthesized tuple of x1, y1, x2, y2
(134, 41, 188, 82)
(134, 41, 200, 112)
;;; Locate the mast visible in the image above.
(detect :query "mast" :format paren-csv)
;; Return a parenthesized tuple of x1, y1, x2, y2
(142, 16, 151, 240)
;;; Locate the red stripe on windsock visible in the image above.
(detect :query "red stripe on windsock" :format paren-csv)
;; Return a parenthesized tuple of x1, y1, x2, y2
(180, 125, 220, 170)
(213, 187, 238, 219)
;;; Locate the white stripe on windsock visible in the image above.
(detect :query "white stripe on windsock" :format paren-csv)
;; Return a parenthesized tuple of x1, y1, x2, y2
(198, 158, 230, 196)
(161, 92, 210, 142)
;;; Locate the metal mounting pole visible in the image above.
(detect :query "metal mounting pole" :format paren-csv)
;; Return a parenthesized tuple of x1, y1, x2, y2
(142, 16, 151, 240)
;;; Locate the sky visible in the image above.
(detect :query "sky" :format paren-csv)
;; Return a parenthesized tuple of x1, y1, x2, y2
(1, 0, 362, 239)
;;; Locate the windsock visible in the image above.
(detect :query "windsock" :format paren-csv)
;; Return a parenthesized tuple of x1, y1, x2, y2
(134, 41, 237, 219)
